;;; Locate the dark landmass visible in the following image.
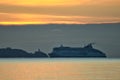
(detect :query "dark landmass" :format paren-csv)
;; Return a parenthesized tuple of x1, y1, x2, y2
(0, 44, 106, 58)
(0, 47, 48, 58)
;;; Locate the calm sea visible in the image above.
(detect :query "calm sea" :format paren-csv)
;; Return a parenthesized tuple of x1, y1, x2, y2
(0, 58, 120, 80)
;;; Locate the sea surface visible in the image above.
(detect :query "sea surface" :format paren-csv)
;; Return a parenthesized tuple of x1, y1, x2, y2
(0, 58, 120, 80)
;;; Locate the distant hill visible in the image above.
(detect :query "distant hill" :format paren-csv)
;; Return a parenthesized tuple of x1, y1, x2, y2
(0, 47, 48, 58)
(0, 44, 106, 58)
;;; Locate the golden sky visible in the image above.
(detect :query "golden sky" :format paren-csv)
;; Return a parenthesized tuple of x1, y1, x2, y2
(0, 0, 120, 25)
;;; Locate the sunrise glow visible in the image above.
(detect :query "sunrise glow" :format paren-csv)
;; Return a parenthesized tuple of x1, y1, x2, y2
(0, 0, 120, 25)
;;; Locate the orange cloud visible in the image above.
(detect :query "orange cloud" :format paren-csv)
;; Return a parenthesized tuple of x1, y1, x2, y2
(0, 0, 120, 6)
(0, 0, 82, 6)
(0, 4, 120, 17)
(0, 0, 120, 25)
(0, 13, 120, 25)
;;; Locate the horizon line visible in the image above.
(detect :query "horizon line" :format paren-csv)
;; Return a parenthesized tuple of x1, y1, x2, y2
(0, 22, 120, 26)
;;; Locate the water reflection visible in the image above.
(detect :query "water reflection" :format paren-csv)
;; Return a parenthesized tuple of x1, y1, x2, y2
(0, 59, 120, 80)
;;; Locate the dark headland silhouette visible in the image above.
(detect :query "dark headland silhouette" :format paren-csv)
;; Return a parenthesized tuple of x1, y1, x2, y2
(0, 47, 47, 58)
(0, 43, 106, 58)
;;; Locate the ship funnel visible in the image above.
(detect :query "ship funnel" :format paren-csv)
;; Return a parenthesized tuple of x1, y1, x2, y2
(84, 43, 95, 49)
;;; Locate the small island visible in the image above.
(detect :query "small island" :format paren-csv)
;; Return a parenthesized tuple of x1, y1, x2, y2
(0, 43, 106, 58)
